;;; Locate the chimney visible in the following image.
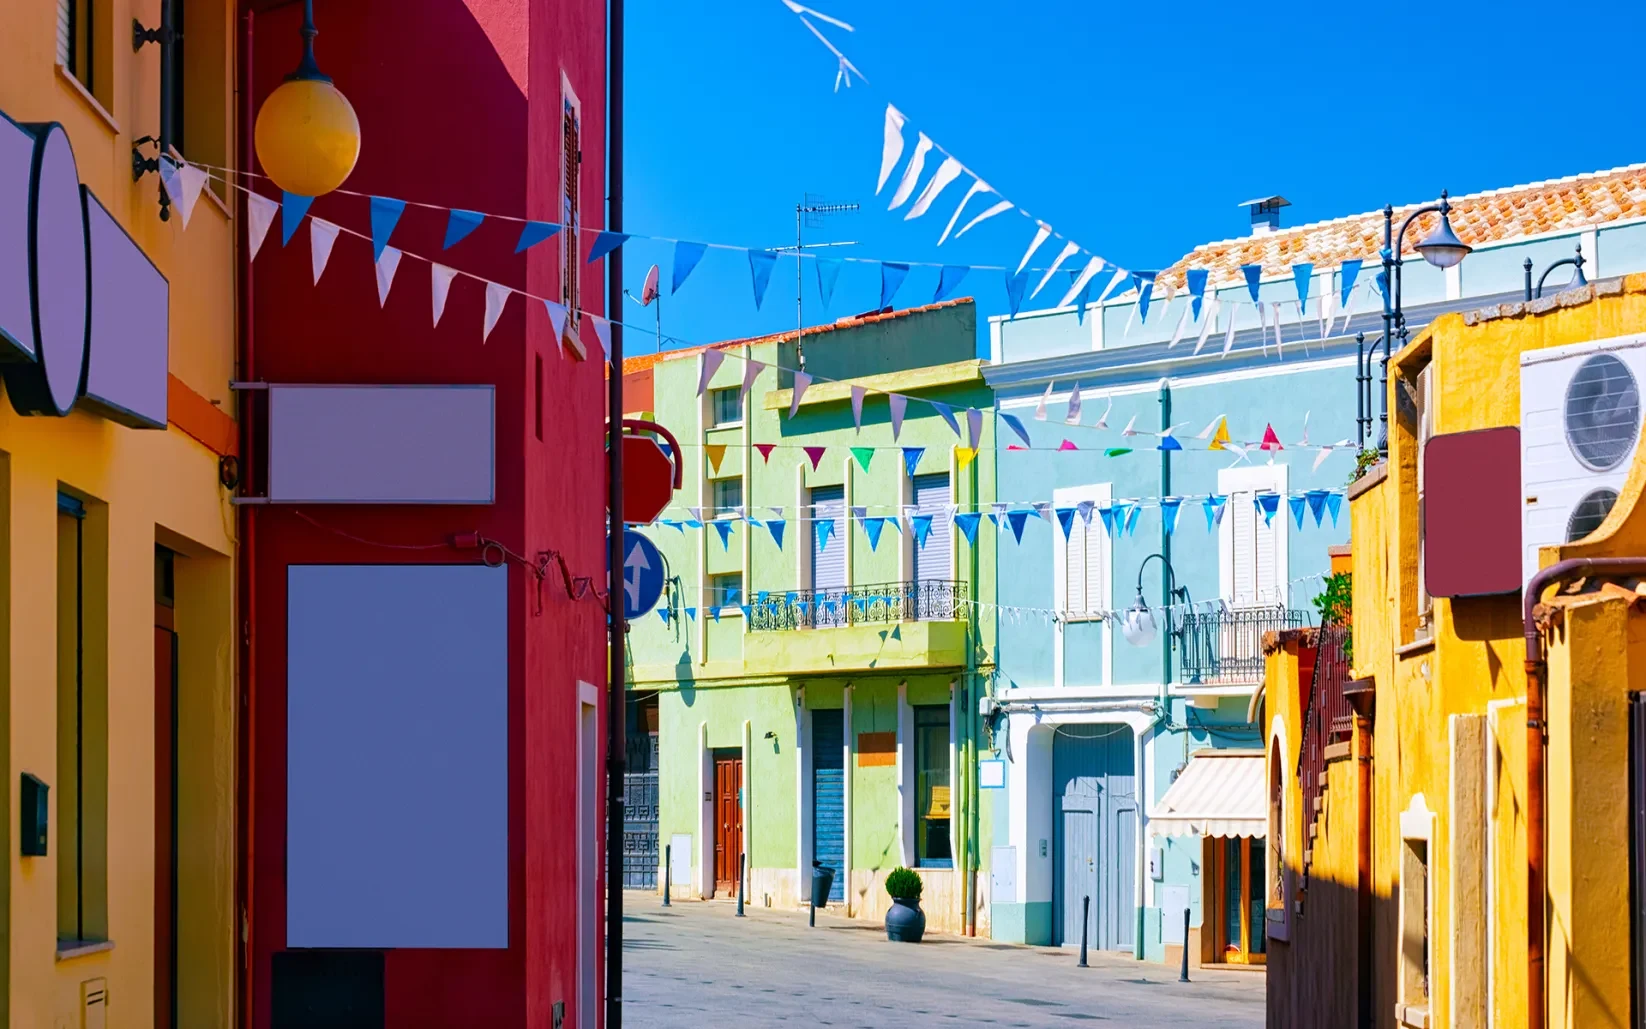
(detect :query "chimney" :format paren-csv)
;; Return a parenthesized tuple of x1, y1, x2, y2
(1238, 196, 1291, 235)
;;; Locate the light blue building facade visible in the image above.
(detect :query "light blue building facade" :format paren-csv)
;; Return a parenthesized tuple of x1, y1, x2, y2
(977, 168, 1646, 966)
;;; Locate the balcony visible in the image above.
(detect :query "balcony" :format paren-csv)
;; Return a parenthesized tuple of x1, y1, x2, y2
(1176, 605, 1314, 687)
(747, 580, 967, 631)
(742, 580, 972, 675)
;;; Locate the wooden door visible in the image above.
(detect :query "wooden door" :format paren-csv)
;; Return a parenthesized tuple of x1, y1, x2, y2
(1210, 836, 1267, 965)
(713, 753, 743, 891)
(154, 617, 178, 1028)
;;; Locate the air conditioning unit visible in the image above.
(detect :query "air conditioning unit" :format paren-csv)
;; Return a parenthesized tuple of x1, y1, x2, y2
(1521, 333, 1646, 583)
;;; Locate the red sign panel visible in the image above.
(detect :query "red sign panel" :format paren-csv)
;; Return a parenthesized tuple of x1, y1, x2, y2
(621, 435, 675, 525)
(1423, 426, 1522, 597)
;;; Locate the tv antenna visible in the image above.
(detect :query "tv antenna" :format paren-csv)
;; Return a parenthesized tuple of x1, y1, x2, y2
(768, 194, 857, 370)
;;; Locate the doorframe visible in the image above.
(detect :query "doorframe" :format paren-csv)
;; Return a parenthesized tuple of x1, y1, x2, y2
(711, 747, 744, 891)
(576, 681, 599, 1029)
(1206, 836, 1267, 965)
(155, 592, 179, 1029)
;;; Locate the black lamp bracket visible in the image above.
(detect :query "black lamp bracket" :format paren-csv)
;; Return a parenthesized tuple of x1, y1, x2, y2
(129, 137, 172, 222)
(133, 18, 182, 50)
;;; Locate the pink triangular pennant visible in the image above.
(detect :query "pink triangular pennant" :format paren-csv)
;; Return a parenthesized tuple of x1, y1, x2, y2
(431, 264, 458, 327)
(697, 348, 725, 397)
(790, 371, 812, 417)
(483, 281, 510, 342)
(755, 444, 776, 463)
(247, 193, 279, 260)
(888, 393, 907, 440)
(851, 385, 866, 433)
(1059, 439, 1078, 451)
(309, 218, 340, 284)
(803, 446, 827, 471)
(1260, 424, 1284, 451)
(375, 247, 402, 307)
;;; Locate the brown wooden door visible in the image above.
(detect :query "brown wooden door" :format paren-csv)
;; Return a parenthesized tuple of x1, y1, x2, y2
(713, 753, 743, 891)
(154, 618, 178, 1029)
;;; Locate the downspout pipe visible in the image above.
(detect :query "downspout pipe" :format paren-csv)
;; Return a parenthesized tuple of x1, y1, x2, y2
(1522, 557, 1646, 1029)
(606, 2, 626, 1026)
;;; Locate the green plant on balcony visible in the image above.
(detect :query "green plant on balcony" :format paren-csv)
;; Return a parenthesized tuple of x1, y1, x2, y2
(1348, 446, 1381, 485)
(1312, 571, 1353, 664)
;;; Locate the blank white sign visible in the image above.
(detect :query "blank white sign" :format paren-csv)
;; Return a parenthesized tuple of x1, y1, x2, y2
(286, 563, 509, 948)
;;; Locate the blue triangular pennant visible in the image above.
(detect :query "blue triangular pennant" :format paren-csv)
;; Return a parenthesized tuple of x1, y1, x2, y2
(1157, 434, 1182, 451)
(281, 192, 314, 245)
(864, 517, 886, 551)
(443, 208, 484, 249)
(1241, 264, 1263, 305)
(1007, 510, 1029, 544)
(814, 518, 835, 552)
(1098, 506, 1117, 537)
(1257, 493, 1280, 526)
(880, 262, 910, 310)
(1293, 263, 1313, 311)
(935, 265, 970, 303)
(711, 606, 721, 622)
(902, 447, 924, 478)
(662, 520, 683, 532)
(1133, 274, 1155, 323)
(929, 401, 961, 438)
(658, 608, 671, 625)
(1289, 495, 1307, 529)
(684, 519, 703, 529)
(1161, 498, 1182, 536)
(1000, 413, 1032, 448)
(685, 606, 697, 621)
(1124, 503, 1140, 536)
(515, 220, 561, 253)
(740, 605, 752, 620)
(1186, 268, 1209, 320)
(1004, 269, 1030, 317)
(1073, 270, 1096, 325)
(1375, 270, 1389, 300)
(766, 519, 786, 550)
(1326, 492, 1343, 526)
(587, 230, 631, 265)
(672, 240, 708, 294)
(954, 512, 982, 545)
(1339, 259, 1362, 308)
(1056, 507, 1076, 540)
(369, 196, 405, 261)
(912, 515, 934, 549)
(748, 249, 779, 309)
(712, 520, 734, 550)
(815, 257, 843, 307)
(724, 587, 742, 606)
(1203, 495, 1228, 531)
(1306, 489, 1329, 527)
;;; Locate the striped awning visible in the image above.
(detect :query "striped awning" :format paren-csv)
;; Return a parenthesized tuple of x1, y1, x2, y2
(1148, 750, 1266, 839)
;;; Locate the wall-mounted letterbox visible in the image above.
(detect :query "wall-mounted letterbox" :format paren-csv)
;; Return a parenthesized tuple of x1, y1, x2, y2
(20, 772, 47, 856)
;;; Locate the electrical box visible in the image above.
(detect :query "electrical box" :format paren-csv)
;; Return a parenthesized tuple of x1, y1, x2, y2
(1148, 845, 1164, 881)
(20, 773, 46, 856)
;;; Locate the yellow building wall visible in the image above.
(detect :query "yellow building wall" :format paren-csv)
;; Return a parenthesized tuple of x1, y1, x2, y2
(0, 0, 240, 1026)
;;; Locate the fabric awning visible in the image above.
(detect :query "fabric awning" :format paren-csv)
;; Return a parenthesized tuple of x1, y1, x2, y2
(1148, 750, 1266, 839)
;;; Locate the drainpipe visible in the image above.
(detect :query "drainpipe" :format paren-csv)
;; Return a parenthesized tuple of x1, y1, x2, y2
(1522, 557, 1646, 1029)
(235, 10, 258, 1028)
(961, 413, 983, 936)
(605, 1, 627, 1025)
(1141, 378, 1172, 960)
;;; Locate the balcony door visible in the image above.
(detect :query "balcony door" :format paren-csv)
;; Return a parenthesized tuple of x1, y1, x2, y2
(1218, 465, 1289, 608)
(911, 474, 950, 619)
(810, 486, 845, 626)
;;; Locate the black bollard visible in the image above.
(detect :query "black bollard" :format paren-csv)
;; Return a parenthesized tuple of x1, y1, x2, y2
(736, 853, 745, 917)
(1178, 907, 1191, 983)
(809, 895, 816, 928)
(662, 844, 671, 907)
(1078, 895, 1090, 968)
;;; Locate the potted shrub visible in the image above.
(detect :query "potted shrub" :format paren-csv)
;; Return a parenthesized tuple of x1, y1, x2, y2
(884, 867, 926, 942)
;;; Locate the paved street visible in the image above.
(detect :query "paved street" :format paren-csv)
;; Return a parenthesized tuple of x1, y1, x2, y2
(622, 893, 1264, 1027)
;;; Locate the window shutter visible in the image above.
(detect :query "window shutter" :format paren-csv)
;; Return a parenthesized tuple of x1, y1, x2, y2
(1231, 494, 1257, 606)
(561, 102, 580, 318)
(912, 474, 951, 582)
(1082, 522, 1105, 617)
(1064, 520, 1085, 614)
(1256, 504, 1278, 604)
(810, 486, 845, 592)
(57, 0, 74, 68)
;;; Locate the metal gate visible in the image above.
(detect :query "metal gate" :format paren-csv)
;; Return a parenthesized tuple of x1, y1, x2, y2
(1052, 724, 1136, 950)
(622, 733, 659, 890)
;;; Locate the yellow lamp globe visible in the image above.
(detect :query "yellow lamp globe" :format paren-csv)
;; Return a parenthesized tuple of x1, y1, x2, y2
(253, 0, 360, 197)
(255, 77, 359, 197)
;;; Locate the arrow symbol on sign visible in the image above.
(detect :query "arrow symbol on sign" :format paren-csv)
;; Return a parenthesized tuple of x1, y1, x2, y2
(624, 540, 650, 611)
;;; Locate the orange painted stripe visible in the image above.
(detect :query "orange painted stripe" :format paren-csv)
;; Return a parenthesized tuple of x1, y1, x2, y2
(167, 374, 237, 457)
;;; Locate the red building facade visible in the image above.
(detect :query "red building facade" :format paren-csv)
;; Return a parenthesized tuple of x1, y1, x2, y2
(239, 2, 609, 1027)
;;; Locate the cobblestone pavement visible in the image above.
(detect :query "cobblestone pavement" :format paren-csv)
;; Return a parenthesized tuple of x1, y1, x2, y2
(621, 893, 1264, 1028)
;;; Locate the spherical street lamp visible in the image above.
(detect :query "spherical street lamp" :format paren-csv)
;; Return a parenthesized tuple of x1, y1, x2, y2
(254, 0, 360, 197)
(1120, 590, 1157, 648)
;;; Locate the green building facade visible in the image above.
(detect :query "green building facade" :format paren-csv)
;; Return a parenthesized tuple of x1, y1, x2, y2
(622, 300, 998, 935)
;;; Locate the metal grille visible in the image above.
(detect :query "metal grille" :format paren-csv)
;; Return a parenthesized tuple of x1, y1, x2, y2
(1297, 626, 1352, 842)
(748, 580, 966, 630)
(1177, 605, 1311, 685)
(1565, 352, 1640, 471)
(622, 770, 659, 890)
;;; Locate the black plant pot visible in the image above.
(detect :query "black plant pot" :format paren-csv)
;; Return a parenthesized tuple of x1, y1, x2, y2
(885, 896, 926, 942)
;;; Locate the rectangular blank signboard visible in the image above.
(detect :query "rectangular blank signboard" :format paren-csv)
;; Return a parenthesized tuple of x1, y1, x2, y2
(268, 384, 495, 503)
(286, 563, 508, 948)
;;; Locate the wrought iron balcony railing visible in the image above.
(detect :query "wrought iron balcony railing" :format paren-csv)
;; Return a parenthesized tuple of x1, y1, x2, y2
(747, 580, 967, 631)
(1176, 604, 1313, 685)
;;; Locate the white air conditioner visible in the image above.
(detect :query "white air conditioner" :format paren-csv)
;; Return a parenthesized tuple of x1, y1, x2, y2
(1521, 333, 1646, 583)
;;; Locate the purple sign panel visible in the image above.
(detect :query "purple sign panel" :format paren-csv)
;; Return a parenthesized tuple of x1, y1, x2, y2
(0, 110, 168, 428)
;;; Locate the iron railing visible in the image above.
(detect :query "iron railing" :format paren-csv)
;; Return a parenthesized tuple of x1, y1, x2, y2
(1176, 605, 1313, 686)
(1297, 625, 1353, 842)
(747, 580, 967, 631)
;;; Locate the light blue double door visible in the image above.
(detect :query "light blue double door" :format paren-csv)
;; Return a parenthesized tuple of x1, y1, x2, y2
(1052, 726, 1136, 951)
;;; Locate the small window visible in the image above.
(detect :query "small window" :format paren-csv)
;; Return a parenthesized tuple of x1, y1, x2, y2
(57, 0, 95, 94)
(561, 89, 581, 322)
(914, 705, 952, 867)
(708, 572, 743, 612)
(710, 386, 743, 427)
(711, 478, 743, 520)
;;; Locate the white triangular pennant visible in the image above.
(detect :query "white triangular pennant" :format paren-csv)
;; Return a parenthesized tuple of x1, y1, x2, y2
(1094, 398, 1111, 430)
(375, 247, 402, 307)
(850, 385, 866, 431)
(1313, 446, 1334, 473)
(905, 156, 963, 221)
(1193, 297, 1218, 355)
(1120, 414, 1138, 437)
(937, 178, 991, 246)
(543, 299, 570, 351)
(160, 158, 209, 229)
(877, 105, 906, 195)
(742, 358, 766, 400)
(590, 315, 612, 362)
(697, 348, 726, 396)
(1030, 241, 1081, 300)
(247, 193, 279, 260)
(952, 198, 1013, 242)
(309, 218, 340, 285)
(790, 371, 812, 417)
(887, 132, 933, 210)
(1016, 223, 1052, 276)
(1057, 256, 1104, 309)
(1096, 267, 1129, 305)
(1064, 383, 1082, 425)
(1168, 304, 1191, 348)
(431, 263, 458, 327)
(1223, 304, 1239, 356)
(1035, 381, 1052, 421)
(483, 281, 511, 342)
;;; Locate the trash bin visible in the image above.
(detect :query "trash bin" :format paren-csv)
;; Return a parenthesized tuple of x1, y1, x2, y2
(811, 861, 836, 908)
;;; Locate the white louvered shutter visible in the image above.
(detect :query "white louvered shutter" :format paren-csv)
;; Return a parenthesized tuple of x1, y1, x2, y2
(1063, 518, 1085, 614)
(1231, 493, 1257, 606)
(912, 474, 951, 583)
(57, 0, 74, 67)
(1081, 521, 1104, 617)
(1256, 505, 1278, 604)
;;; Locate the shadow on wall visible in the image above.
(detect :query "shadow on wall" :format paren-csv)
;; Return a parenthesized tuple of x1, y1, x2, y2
(674, 650, 697, 706)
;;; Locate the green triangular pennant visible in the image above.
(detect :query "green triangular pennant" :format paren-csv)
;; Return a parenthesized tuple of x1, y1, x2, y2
(851, 446, 874, 472)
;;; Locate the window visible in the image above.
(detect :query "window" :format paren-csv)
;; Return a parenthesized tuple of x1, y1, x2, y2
(1400, 839, 1431, 1023)
(710, 386, 743, 427)
(1219, 465, 1288, 607)
(810, 485, 846, 599)
(57, 493, 108, 947)
(708, 572, 743, 613)
(57, 0, 94, 93)
(914, 705, 952, 867)
(1052, 484, 1110, 620)
(911, 473, 951, 585)
(560, 80, 583, 356)
(711, 477, 743, 520)
(534, 354, 544, 441)
(1414, 363, 1435, 640)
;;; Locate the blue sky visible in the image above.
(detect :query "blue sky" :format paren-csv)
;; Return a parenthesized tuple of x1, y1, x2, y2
(620, 0, 1645, 358)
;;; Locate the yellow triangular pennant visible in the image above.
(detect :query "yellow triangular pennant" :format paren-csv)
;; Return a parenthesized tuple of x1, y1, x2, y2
(705, 444, 728, 473)
(955, 445, 978, 470)
(1208, 417, 1230, 451)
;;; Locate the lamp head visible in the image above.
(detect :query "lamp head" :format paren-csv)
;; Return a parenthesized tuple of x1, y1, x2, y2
(1415, 195, 1471, 270)
(1120, 590, 1156, 647)
(252, 0, 359, 197)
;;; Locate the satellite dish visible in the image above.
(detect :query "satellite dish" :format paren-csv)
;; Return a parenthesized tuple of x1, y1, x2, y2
(640, 264, 661, 306)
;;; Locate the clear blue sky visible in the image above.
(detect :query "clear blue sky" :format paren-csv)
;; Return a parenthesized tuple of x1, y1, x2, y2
(620, 0, 1645, 358)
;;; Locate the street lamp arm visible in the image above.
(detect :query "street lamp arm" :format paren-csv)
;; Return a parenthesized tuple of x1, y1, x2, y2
(1135, 552, 1190, 606)
(1392, 202, 1444, 263)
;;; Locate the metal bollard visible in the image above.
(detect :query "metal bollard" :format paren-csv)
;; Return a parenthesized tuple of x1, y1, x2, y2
(662, 844, 671, 907)
(1078, 895, 1090, 968)
(736, 853, 746, 917)
(1178, 907, 1191, 982)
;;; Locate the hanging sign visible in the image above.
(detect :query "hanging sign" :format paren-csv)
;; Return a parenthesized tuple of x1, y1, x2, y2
(612, 530, 665, 620)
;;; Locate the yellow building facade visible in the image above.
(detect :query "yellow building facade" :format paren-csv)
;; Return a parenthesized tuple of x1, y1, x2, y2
(1, 1, 239, 1026)
(1265, 274, 1646, 1029)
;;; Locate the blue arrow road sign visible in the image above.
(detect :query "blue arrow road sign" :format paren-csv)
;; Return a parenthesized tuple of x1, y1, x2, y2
(612, 530, 665, 620)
